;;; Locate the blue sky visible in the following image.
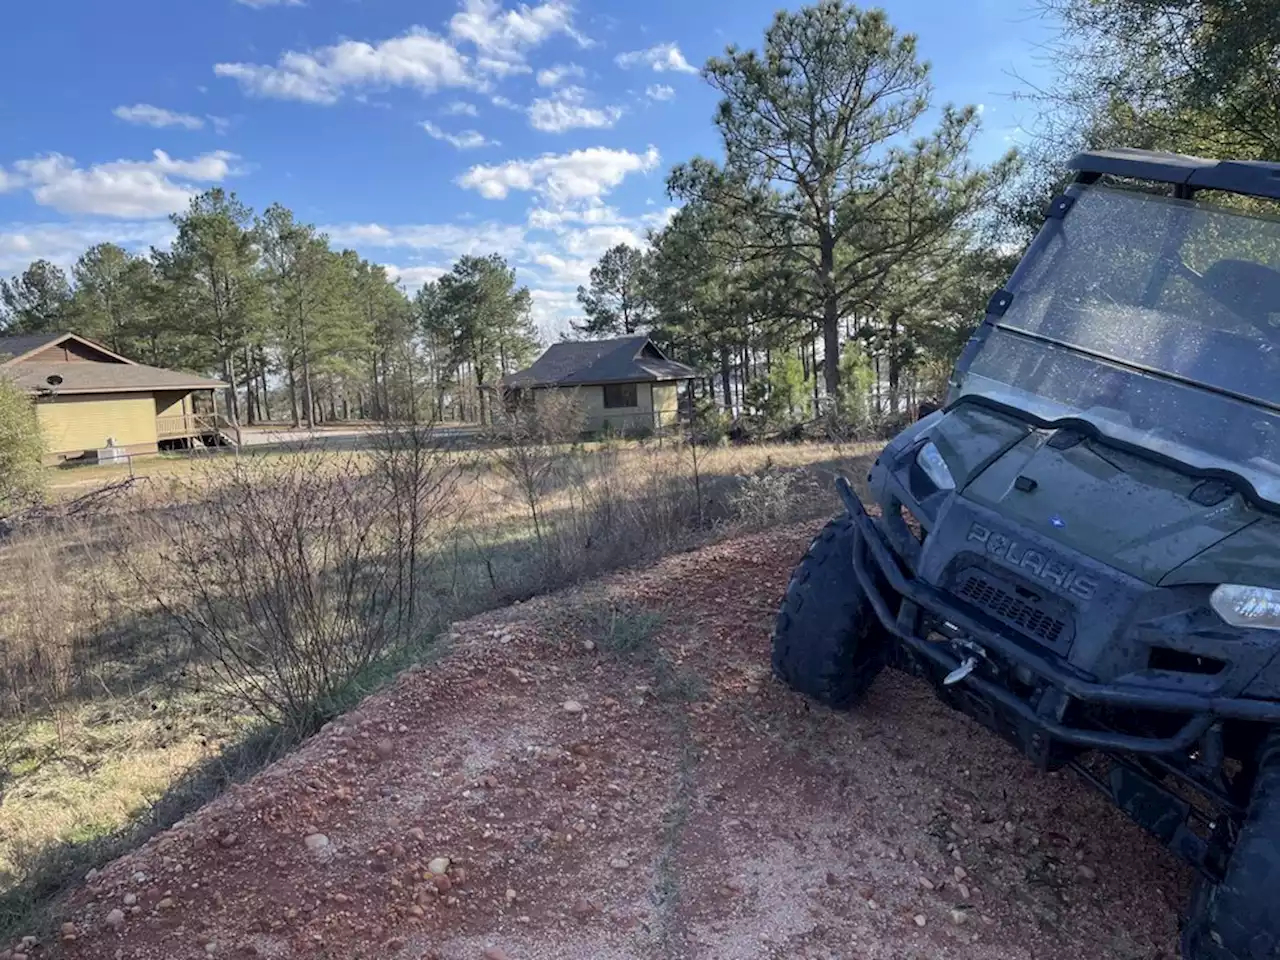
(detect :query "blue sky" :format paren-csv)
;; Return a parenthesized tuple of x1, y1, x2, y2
(0, 0, 1054, 335)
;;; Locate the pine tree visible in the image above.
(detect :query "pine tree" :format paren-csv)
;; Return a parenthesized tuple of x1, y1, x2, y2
(0, 260, 72, 334)
(574, 244, 651, 337)
(156, 189, 264, 424)
(670, 0, 1015, 397)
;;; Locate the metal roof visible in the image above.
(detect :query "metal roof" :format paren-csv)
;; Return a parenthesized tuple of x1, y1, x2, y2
(502, 335, 699, 388)
(1069, 148, 1280, 200)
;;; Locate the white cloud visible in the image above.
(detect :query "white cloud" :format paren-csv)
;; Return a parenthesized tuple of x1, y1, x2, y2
(217, 1, 591, 103)
(475, 56, 532, 78)
(528, 287, 579, 338)
(615, 42, 696, 74)
(491, 94, 520, 110)
(531, 251, 594, 286)
(421, 121, 499, 149)
(321, 221, 528, 258)
(215, 29, 475, 104)
(113, 104, 205, 130)
(645, 84, 675, 101)
(450, 0, 590, 74)
(4, 150, 238, 219)
(527, 87, 622, 133)
(0, 169, 20, 194)
(536, 63, 584, 87)
(526, 199, 620, 229)
(641, 205, 678, 231)
(444, 100, 480, 117)
(383, 263, 449, 288)
(208, 115, 232, 134)
(0, 221, 176, 274)
(561, 223, 645, 258)
(458, 145, 660, 203)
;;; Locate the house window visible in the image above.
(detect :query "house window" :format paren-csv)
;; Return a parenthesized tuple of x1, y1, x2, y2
(603, 382, 638, 408)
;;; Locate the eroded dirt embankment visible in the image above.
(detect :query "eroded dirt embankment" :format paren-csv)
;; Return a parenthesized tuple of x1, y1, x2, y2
(46, 524, 1187, 960)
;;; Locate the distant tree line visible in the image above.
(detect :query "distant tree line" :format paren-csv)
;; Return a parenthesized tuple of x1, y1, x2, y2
(0, 196, 539, 427)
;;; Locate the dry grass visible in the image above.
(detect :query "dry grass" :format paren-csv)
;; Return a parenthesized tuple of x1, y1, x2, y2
(0, 432, 873, 939)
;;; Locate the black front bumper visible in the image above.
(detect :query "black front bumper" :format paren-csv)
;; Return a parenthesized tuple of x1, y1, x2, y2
(837, 478, 1280, 756)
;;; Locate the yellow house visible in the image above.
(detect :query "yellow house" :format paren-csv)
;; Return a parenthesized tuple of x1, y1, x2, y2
(0, 332, 231, 461)
(501, 335, 698, 434)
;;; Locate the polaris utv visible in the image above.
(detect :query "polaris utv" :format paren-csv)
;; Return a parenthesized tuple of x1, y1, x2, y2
(773, 148, 1280, 960)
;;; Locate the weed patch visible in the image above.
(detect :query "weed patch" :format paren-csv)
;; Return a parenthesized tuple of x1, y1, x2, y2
(0, 434, 874, 938)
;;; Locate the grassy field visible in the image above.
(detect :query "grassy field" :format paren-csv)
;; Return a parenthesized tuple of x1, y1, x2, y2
(0, 430, 873, 938)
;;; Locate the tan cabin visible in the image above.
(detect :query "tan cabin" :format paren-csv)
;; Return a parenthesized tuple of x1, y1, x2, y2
(501, 335, 698, 434)
(0, 332, 232, 462)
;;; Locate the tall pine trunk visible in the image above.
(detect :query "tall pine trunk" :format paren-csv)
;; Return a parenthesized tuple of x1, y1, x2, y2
(887, 313, 902, 416)
(258, 356, 272, 422)
(820, 231, 841, 399)
(223, 352, 241, 424)
(288, 359, 300, 428)
(242, 345, 257, 425)
(299, 307, 315, 430)
(719, 347, 732, 415)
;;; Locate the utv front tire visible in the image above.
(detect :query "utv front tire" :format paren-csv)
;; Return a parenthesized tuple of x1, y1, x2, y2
(772, 516, 889, 709)
(1183, 739, 1280, 959)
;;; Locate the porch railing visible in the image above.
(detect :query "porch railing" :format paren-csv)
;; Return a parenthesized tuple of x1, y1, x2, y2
(155, 413, 241, 446)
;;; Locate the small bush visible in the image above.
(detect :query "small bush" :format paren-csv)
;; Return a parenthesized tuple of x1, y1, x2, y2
(0, 378, 44, 518)
(585, 604, 663, 657)
(836, 346, 876, 426)
(488, 391, 585, 546)
(132, 429, 465, 735)
(689, 397, 729, 446)
(729, 467, 821, 526)
(745, 354, 812, 433)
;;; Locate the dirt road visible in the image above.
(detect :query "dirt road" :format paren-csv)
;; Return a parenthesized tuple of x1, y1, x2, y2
(47, 524, 1187, 959)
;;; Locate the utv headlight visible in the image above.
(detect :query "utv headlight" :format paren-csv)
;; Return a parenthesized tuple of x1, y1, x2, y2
(916, 441, 956, 491)
(1210, 584, 1280, 630)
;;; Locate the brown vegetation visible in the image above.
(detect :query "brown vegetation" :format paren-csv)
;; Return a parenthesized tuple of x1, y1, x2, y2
(49, 524, 1187, 960)
(0, 431, 864, 941)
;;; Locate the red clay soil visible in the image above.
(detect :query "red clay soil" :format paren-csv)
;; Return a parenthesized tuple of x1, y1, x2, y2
(34, 524, 1187, 960)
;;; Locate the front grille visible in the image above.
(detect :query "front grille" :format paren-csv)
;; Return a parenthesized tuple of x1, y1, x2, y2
(957, 574, 1066, 645)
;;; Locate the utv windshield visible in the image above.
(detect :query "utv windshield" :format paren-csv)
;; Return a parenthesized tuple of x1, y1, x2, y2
(958, 184, 1280, 503)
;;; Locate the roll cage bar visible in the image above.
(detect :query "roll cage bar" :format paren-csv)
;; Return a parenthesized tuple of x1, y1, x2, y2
(1069, 148, 1280, 202)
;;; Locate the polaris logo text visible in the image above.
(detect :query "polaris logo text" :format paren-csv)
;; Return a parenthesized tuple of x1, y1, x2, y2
(966, 523, 1098, 601)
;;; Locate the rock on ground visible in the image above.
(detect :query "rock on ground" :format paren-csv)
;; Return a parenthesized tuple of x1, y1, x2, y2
(46, 524, 1188, 960)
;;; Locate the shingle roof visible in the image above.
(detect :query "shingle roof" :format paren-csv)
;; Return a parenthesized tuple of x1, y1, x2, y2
(502, 336, 698, 388)
(6, 361, 225, 395)
(0, 332, 65, 363)
(0, 331, 225, 393)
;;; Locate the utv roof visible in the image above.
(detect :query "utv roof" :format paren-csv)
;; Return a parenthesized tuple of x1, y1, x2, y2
(1069, 148, 1280, 201)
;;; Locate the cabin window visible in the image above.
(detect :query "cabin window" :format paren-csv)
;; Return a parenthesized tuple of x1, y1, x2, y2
(603, 382, 638, 408)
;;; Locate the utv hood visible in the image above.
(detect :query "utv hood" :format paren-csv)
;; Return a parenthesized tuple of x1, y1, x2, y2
(947, 416, 1260, 586)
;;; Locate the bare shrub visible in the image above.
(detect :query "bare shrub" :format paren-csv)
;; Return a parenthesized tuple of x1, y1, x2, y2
(487, 391, 585, 545)
(132, 432, 464, 733)
(0, 536, 73, 719)
(729, 466, 823, 527)
(538, 440, 703, 581)
(369, 423, 472, 627)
